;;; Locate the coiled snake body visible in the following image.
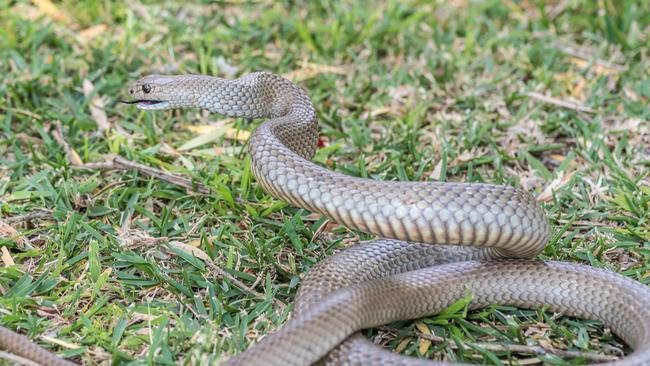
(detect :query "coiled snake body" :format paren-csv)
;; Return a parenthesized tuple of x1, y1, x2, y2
(2, 72, 650, 365)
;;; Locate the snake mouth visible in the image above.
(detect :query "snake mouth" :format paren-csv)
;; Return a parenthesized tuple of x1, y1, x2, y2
(120, 99, 170, 110)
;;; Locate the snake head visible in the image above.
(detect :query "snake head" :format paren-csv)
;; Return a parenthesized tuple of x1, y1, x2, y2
(122, 75, 198, 110)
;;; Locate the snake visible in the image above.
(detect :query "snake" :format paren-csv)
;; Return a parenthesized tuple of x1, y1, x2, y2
(1, 72, 650, 366)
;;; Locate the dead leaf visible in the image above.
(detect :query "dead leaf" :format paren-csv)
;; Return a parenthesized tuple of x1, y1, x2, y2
(1, 247, 15, 266)
(283, 63, 347, 82)
(83, 79, 110, 133)
(523, 322, 551, 339)
(0, 221, 28, 250)
(388, 85, 417, 101)
(78, 24, 107, 42)
(181, 123, 249, 149)
(67, 148, 83, 166)
(429, 159, 444, 180)
(206, 146, 242, 156)
(418, 337, 431, 355)
(415, 321, 431, 335)
(167, 241, 212, 262)
(537, 171, 575, 202)
(570, 57, 621, 77)
(119, 230, 166, 249)
(180, 127, 231, 151)
(553, 71, 587, 100)
(224, 128, 250, 142)
(603, 248, 640, 271)
(10, 3, 41, 21)
(185, 119, 234, 134)
(451, 150, 483, 166)
(361, 107, 392, 119)
(602, 118, 644, 133)
(159, 143, 181, 157)
(394, 337, 412, 354)
(415, 321, 432, 355)
(548, 154, 565, 163)
(623, 87, 640, 102)
(32, 0, 70, 23)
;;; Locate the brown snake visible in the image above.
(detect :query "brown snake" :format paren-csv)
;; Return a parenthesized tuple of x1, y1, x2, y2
(1, 72, 650, 365)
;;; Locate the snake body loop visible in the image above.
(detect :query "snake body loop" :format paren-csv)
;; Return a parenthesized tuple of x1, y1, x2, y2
(2, 72, 650, 366)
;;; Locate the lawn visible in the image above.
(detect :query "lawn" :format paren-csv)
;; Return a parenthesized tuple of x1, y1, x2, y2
(1, 1, 649, 365)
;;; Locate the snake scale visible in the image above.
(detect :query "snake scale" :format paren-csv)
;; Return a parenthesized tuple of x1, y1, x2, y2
(2, 72, 650, 365)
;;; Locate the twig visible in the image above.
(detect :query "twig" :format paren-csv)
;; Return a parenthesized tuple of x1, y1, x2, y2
(412, 331, 619, 363)
(526, 92, 595, 114)
(113, 157, 211, 194)
(77, 162, 117, 170)
(51, 122, 209, 195)
(74, 157, 210, 194)
(3, 210, 53, 224)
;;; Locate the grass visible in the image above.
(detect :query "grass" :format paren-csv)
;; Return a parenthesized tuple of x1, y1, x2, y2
(0, 0, 649, 365)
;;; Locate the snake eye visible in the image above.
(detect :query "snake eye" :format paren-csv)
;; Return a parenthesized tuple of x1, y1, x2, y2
(142, 84, 152, 94)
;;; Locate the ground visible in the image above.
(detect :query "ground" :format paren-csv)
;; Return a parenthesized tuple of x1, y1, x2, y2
(1, 1, 649, 365)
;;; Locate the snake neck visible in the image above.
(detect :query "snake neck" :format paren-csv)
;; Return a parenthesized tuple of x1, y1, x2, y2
(194, 72, 317, 121)
(192, 72, 320, 161)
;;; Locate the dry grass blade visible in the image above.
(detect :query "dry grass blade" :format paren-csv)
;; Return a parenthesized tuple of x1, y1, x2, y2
(83, 79, 110, 133)
(526, 92, 595, 113)
(51, 121, 83, 166)
(39, 335, 81, 350)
